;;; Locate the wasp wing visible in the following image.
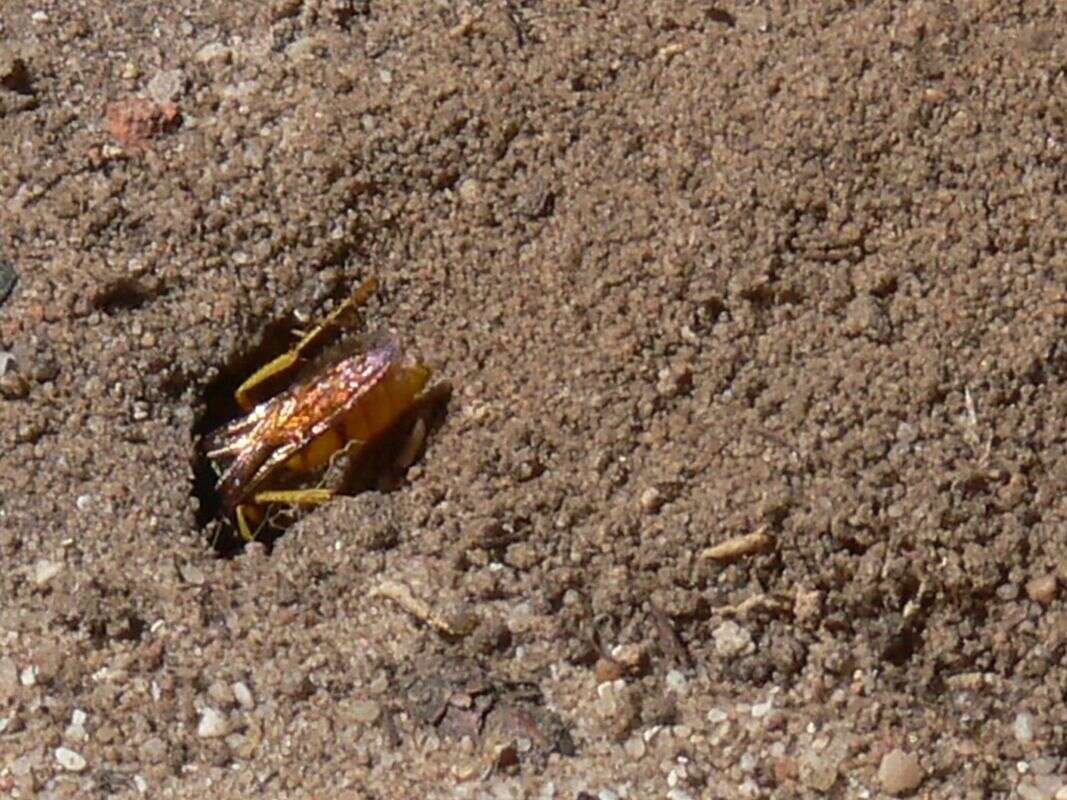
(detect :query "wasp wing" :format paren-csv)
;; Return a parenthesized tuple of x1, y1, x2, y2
(212, 333, 401, 512)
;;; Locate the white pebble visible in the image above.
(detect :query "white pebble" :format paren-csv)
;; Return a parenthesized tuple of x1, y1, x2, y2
(197, 707, 229, 738)
(20, 666, 36, 687)
(624, 736, 646, 759)
(712, 620, 754, 659)
(1014, 712, 1035, 744)
(665, 669, 687, 692)
(33, 559, 62, 586)
(55, 747, 87, 772)
(752, 696, 774, 718)
(232, 681, 254, 710)
(706, 708, 728, 723)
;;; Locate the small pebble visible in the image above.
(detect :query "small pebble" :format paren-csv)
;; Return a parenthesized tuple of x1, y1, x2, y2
(706, 708, 728, 723)
(1030, 758, 1056, 775)
(351, 700, 381, 724)
(1025, 574, 1057, 605)
(656, 365, 692, 398)
(458, 179, 480, 203)
(1016, 780, 1056, 800)
(207, 680, 234, 707)
(597, 680, 619, 702)
(665, 669, 687, 693)
(179, 562, 205, 586)
(55, 747, 87, 772)
(624, 736, 646, 759)
(65, 708, 87, 741)
(640, 487, 664, 514)
(1014, 712, 1035, 745)
(451, 756, 480, 781)
(595, 657, 625, 683)
(195, 42, 232, 65)
(232, 681, 254, 710)
(878, 749, 923, 796)
(32, 559, 62, 586)
(197, 707, 229, 738)
(799, 751, 838, 792)
(752, 697, 774, 718)
(140, 736, 166, 763)
(147, 69, 186, 104)
(712, 620, 754, 659)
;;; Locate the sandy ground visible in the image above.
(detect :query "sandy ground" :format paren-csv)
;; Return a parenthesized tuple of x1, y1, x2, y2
(1, 1, 1066, 798)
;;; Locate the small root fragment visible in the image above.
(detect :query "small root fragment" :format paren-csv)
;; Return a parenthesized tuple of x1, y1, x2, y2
(371, 579, 478, 637)
(716, 593, 791, 619)
(702, 528, 773, 561)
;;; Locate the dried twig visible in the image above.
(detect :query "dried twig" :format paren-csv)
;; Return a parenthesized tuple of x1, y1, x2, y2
(371, 579, 478, 637)
(702, 528, 773, 561)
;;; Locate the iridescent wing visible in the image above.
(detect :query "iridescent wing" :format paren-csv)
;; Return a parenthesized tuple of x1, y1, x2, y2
(207, 333, 400, 512)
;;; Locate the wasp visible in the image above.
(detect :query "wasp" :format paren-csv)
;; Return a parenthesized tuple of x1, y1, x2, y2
(200, 278, 431, 541)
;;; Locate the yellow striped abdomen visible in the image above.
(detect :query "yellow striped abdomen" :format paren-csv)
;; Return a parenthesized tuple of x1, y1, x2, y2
(283, 363, 430, 474)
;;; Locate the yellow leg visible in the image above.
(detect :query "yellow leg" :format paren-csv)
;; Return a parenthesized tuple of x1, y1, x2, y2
(236, 488, 334, 541)
(252, 488, 334, 506)
(236, 504, 263, 541)
(235, 277, 379, 410)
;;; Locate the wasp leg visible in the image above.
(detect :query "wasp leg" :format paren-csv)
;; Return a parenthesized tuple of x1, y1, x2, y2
(235, 489, 334, 541)
(252, 488, 334, 506)
(235, 277, 380, 411)
(236, 503, 264, 542)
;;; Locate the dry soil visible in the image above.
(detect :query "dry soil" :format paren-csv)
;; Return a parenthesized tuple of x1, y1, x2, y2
(1, 2, 1066, 799)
